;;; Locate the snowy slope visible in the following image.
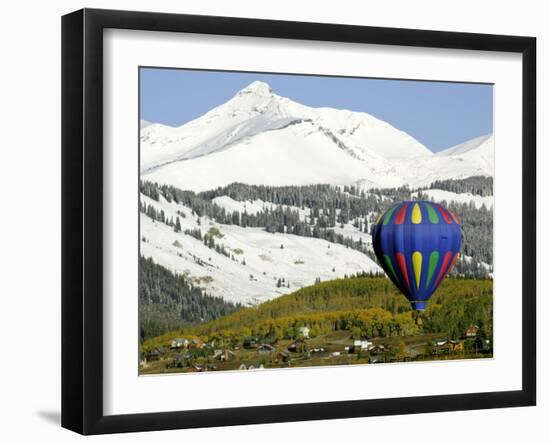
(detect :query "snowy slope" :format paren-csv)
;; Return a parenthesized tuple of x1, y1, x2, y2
(411, 189, 494, 209)
(423, 134, 494, 179)
(140, 194, 380, 305)
(212, 196, 309, 221)
(140, 81, 493, 192)
(437, 134, 493, 157)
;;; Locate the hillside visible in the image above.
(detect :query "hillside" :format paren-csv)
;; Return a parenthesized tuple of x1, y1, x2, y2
(140, 182, 382, 305)
(143, 275, 493, 349)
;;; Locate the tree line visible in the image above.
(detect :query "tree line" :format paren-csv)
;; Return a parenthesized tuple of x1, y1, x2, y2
(427, 176, 493, 196)
(139, 256, 241, 341)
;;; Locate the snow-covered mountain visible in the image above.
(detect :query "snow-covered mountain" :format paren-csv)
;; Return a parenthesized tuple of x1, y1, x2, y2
(140, 81, 494, 192)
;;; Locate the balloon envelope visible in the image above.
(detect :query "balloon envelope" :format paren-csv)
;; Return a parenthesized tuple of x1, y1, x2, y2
(372, 201, 462, 310)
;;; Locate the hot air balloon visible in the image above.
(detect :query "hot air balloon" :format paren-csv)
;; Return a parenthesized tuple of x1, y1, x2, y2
(371, 201, 462, 314)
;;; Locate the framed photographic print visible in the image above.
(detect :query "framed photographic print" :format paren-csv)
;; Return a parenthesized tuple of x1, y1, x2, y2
(61, 8, 536, 435)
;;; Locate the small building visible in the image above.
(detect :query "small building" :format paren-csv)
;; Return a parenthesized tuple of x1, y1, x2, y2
(466, 325, 480, 338)
(171, 338, 189, 349)
(433, 340, 450, 354)
(433, 340, 464, 354)
(298, 326, 310, 339)
(360, 340, 372, 350)
(367, 344, 385, 355)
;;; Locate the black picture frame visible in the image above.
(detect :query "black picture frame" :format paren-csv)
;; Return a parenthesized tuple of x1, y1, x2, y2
(62, 8, 536, 435)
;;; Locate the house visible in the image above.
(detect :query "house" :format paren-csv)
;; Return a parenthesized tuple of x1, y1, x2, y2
(465, 325, 480, 338)
(171, 338, 189, 349)
(214, 349, 236, 361)
(367, 344, 385, 355)
(433, 340, 450, 354)
(298, 326, 310, 338)
(360, 340, 372, 350)
(258, 343, 275, 355)
(433, 340, 464, 354)
(287, 338, 307, 353)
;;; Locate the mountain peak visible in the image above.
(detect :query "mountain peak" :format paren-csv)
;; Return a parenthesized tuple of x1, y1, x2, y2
(237, 81, 274, 97)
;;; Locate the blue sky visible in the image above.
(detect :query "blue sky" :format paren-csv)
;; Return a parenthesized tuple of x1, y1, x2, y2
(140, 68, 493, 153)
